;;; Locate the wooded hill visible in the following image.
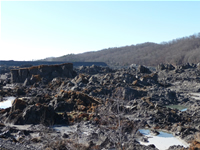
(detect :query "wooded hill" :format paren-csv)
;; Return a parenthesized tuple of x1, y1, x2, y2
(42, 33, 200, 67)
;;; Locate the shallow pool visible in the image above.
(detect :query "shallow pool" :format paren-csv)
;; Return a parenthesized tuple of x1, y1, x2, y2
(138, 129, 189, 150)
(166, 105, 187, 111)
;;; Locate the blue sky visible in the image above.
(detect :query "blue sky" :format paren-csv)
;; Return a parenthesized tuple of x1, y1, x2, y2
(1, 1, 200, 61)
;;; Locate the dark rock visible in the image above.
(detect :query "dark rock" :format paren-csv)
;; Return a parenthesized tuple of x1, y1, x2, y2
(139, 73, 158, 85)
(67, 81, 75, 87)
(114, 87, 140, 100)
(137, 65, 151, 73)
(149, 144, 156, 148)
(62, 133, 69, 138)
(76, 65, 114, 74)
(11, 69, 19, 83)
(30, 75, 41, 85)
(157, 63, 175, 71)
(150, 129, 159, 136)
(147, 87, 177, 105)
(18, 105, 55, 125)
(11, 63, 73, 83)
(6, 103, 67, 126)
(51, 70, 60, 78)
(167, 145, 186, 150)
(166, 90, 177, 102)
(73, 74, 89, 84)
(15, 87, 25, 95)
(51, 91, 101, 113)
(179, 63, 194, 69)
(89, 76, 98, 83)
(11, 99, 27, 111)
(53, 101, 74, 112)
(0, 130, 11, 138)
(18, 68, 29, 82)
(141, 137, 148, 143)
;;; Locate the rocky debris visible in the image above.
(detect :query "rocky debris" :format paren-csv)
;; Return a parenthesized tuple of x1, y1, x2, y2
(137, 65, 151, 73)
(150, 129, 159, 136)
(1, 62, 200, 149)
(137, 73, 158, 86)
(157, 63, 175, 71)
(0, 73, 11, 86)
(0, 66, 10, 74)
(129, 63, 138, 69)
(157, 65, 200, 88)
(75, 64, 114, 74)
(51, 90, 101, 113)
(177, 63, 196, 70)
(4, 99, 68, 126)
(11, 63, 74, 84)
(72, 73, 89, 85)
(0, 65, 19, 75)
(167, 145, 187, 150)
(147, 87, 178, 105)
(187, 140, 200, 150)
(113, 87, 141, 100)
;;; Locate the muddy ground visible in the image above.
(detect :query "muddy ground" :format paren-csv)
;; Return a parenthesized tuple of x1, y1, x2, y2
(0, 63, 200, 149)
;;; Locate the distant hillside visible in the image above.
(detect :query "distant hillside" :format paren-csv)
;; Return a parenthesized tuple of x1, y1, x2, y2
(42, 33, 200, 66)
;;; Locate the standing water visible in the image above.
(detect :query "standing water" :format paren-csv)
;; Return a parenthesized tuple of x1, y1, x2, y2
(165, 105, 187, 111)
(138, 129, 189, 150)
(0, 97, 16, 109)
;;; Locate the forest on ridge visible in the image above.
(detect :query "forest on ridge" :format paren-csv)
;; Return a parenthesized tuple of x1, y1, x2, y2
(42, 33, 200, 67)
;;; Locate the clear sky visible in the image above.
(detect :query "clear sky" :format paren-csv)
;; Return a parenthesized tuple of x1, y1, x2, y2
(1, 1, 200, 61)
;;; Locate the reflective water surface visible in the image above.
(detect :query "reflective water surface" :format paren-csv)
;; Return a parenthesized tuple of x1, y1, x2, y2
(0, 96, 16, 109)
(166, 105, 187, 111)
(139, 129, 189, 150)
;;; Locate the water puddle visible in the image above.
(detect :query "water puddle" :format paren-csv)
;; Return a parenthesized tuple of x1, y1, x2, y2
(0, 96, 16, 109)
(52, 123, 95, 134)
(52, 125, 76, 134)
(52, 123, 98, 144)
(138, 129, 189, 150)
(165, 105, 187, 111)
(52, 122, 100, 137)
(5, 124, 32, 130)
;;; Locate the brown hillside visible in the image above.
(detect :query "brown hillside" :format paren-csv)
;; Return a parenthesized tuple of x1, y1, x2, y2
(42, 33, 200, 66)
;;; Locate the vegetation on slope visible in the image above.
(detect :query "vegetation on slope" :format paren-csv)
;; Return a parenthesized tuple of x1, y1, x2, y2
(42, 33, 200, 66)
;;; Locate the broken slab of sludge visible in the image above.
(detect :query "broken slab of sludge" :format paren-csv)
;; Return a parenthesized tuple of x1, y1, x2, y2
(11, 63, 73, 83)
